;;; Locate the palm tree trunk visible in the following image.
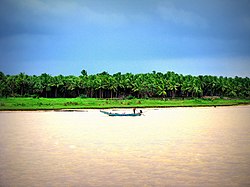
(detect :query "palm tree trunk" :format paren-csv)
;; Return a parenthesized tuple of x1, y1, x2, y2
(21, 86, 24, 96)
(99, 89, 102, 98)
(110, 90, 113, 98)
(172, 91, 175, 98)
(90, 88, 93, 98)
(55, 87, 58, 98)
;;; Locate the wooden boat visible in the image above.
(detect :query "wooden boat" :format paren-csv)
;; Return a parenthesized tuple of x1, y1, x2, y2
(100, 110, 142, 116)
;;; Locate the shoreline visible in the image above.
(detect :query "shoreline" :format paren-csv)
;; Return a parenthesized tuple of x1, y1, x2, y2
(1, 103, 250, 112)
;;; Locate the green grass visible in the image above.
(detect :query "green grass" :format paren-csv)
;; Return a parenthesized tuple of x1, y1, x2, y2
(0, 97, 250, 110)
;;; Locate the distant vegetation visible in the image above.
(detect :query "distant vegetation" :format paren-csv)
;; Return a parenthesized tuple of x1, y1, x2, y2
(0, 70, 249, 99)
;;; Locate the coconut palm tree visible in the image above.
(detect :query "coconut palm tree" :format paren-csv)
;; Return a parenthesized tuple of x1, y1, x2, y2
(156, 79, 167, 98)
(167, 79, 180, 98)
(16, 72, 29, 96)
(49, 75, 64, 98)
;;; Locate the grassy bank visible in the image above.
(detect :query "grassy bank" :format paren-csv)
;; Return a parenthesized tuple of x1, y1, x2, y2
(0, 97, 250, 110)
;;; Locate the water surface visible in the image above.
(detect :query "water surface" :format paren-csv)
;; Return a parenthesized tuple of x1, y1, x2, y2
(0, 106, 250, 186)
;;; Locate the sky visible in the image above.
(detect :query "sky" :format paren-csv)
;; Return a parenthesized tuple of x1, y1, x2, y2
(0, 0, 250, 77)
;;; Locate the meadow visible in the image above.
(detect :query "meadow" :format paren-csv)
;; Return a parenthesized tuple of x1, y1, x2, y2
(0, 97, 249, 110)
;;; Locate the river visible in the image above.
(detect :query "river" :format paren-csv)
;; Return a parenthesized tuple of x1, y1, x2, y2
(0, 106, 249, 186)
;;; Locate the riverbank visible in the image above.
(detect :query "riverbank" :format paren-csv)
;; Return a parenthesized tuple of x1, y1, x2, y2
(0, 97, 250, 111)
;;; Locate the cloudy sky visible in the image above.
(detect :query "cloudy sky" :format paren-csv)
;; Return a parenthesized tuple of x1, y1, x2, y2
(0, 0, 250, 77)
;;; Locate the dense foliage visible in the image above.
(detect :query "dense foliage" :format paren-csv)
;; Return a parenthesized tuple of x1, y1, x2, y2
(0, 70, 249, 98)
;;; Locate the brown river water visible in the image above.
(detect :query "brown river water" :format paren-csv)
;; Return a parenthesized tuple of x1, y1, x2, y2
(0, 106, 250, 187)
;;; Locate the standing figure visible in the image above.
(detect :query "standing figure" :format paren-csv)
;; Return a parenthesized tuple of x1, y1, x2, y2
(133, 108, 136, 114)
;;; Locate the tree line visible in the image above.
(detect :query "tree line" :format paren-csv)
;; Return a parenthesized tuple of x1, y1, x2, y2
(0, 70, 249, 99)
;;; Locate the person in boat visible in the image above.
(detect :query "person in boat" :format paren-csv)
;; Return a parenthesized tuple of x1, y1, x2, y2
(133, 108, 136, 114)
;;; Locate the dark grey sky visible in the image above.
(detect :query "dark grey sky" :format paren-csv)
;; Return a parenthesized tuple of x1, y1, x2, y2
(0, 0, 250, 76)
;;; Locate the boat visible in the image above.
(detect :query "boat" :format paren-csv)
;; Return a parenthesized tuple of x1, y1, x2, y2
(100, 110, 142, 116)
